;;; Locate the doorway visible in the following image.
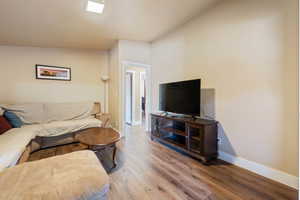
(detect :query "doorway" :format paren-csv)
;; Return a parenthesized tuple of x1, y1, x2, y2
(140, 72, 146, 126)
(125, 72, 134, 125)
(122, 61, 151, 137)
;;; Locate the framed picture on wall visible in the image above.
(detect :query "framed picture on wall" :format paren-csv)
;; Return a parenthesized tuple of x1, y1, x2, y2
(36, 65, 71, 81)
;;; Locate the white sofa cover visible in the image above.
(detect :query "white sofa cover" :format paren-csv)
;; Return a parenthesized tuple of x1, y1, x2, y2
(0, 102, 102, 172)
(0, 125, 38, 171)
(1, 102, 96, 124)
(35, 117, 102, 137)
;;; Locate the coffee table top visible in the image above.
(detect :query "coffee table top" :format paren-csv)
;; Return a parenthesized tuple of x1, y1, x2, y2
(76, 128, 120, 147)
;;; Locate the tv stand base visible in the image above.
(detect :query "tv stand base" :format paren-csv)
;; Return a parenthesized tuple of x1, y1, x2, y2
(151, 113, 218, 165)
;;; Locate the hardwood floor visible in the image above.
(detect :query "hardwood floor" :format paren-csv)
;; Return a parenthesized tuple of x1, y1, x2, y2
(28, 126, 298, 200)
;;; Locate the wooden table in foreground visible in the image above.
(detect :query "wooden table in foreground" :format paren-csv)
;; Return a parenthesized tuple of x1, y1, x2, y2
(76, 128, 120, 168)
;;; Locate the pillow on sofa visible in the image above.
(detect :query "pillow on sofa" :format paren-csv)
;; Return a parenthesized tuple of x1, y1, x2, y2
(0, 116, 12, 135)
(3, 111, 23, 128)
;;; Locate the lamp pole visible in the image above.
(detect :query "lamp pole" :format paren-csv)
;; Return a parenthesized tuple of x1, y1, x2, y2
(101, 75, 110, 113)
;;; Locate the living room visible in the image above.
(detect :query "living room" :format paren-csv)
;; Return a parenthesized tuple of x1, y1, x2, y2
(0, 0, 298, 199)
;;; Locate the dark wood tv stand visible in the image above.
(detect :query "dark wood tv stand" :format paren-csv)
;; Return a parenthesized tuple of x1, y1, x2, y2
(151, 113, 218, 164)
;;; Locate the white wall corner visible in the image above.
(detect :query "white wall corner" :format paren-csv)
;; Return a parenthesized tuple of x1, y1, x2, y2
(218, 151, 299, 190)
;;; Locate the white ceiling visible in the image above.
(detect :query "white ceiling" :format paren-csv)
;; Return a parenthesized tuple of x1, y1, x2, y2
(0, 0, 219, 50)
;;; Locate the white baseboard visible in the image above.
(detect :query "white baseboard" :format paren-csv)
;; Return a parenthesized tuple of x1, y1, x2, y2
(218, 151, 299, 189)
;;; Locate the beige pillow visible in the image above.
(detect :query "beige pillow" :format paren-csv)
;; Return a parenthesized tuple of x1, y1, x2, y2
(0, 108, 4, 116)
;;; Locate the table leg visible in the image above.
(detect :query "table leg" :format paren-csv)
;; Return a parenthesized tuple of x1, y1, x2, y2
(112, 145, 117, 168)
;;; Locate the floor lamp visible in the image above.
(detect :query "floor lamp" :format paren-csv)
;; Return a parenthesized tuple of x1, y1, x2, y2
(101, 75, 110, 113)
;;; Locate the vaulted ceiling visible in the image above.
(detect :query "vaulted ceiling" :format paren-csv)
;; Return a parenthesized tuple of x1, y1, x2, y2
(0, 0, 219, 50)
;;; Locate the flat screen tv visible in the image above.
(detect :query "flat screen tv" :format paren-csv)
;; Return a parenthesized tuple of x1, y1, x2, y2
(159, 79, 201, 116)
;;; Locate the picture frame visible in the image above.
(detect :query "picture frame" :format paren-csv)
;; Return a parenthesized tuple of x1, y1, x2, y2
(36, 65, 71, 81)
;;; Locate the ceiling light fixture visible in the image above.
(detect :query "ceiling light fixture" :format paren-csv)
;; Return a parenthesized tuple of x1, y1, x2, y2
(86, 0, 105, 14)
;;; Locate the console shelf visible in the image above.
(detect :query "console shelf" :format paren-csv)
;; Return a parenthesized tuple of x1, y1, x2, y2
(191, 136, 201, 141)
(161, 127, 187, 137)
(151, 113, 218, 164)
(162, 137, 186, 149)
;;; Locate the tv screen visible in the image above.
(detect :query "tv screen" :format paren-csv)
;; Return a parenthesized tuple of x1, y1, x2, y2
(159, 79, 201, 116)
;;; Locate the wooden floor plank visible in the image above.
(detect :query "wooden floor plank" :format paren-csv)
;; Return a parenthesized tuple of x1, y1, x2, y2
(28, 126, 298, 200)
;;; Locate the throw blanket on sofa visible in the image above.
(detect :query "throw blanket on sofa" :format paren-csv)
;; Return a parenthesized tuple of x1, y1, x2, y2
(44, 102, 95, 122)
(0, 102, 103, 171)
(35, 117, 102, 137)
(0, 118, 102, 172)
(0, 102, 95, 124)
(0, 125, 39, 171)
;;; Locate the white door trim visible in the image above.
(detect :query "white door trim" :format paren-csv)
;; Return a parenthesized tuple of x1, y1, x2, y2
(125, 71, 135, 125)
(139, 71, 146, 126)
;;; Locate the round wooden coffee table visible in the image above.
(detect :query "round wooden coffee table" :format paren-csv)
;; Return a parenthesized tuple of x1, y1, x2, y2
(76, 128, 120, 168)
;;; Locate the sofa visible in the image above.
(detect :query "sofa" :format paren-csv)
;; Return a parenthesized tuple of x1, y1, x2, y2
(0, 102, 105, 172)
(0, 102, 111, 200)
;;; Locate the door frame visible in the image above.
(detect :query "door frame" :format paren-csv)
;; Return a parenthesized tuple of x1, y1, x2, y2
(121, 61, 152, 135)
(125, 71, 135, 125)
(140, 71, 146, 124)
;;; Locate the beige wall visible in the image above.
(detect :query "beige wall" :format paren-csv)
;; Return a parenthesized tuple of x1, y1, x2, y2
(108, 42, 120, 130)
(0, 45, 108, 110)
(152, 0, 298, 176)
(108, 40, 151, 132)
(127, 66, 146, 123)
(119, 41, 151, 132)
(119, 40, 152, 64)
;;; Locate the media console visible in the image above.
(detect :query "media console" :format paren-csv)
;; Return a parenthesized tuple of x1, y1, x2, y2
(151, 113, 218, 164)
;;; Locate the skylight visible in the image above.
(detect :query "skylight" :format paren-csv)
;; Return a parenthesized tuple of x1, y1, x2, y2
(86, 0, 105, 14)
